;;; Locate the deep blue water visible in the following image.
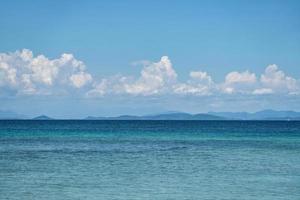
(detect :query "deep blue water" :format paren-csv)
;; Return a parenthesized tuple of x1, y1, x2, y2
(1, 120, 300, 200)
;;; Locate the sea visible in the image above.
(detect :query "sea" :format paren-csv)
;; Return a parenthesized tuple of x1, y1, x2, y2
(0, 120, 300, 200)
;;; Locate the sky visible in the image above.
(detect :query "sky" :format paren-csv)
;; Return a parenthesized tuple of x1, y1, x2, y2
(0, 0, 300, 118)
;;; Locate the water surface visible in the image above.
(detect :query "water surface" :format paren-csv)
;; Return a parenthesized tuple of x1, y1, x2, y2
(1, 120, 300, 200)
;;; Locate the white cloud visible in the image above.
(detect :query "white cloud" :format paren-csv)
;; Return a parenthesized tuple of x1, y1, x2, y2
(252, 88, 273, 95)
(223, 87, 235, 94)
(122, 56, 177, 95)
(87, 58, 214, 97)
(221, 70, 257, 94)
(86, 79, 109, 97)
(1, 49, 299, 98)
(0, 62, 17, 86)
(173, 71, 214, 95)
(225, 71, 256, 84)
(219, 65, 300, 95)
(29, 55, 59, 85)
(0, 49, 92, 95)
(69, 72, 92, 88)
(189, 71, 212, 82)
(86, 76, 126, 97)
(87, 56, 178, 96)
(260, 64, 298, 94)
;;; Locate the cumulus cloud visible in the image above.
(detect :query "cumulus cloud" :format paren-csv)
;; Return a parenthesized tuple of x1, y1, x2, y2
(225, 71, 257, 84)
(173, 71, 214, 95)
(88, 56, 178, 96)
(123, 56, 177, 95)
(221, 71, 257, 94)
(252, 88, 273, 95)
(86, 76, 129, 97)
(260, 64, 299, 94)
(0, 49, 92, 95)
(69, 72, 92, 88)
(1, 49, 299, 98)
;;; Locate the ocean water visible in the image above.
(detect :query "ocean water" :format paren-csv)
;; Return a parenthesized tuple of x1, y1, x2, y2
(0, 120, 300, 200)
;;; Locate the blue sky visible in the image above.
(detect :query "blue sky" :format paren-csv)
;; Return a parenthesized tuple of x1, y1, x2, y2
(0, 0, 300, 118)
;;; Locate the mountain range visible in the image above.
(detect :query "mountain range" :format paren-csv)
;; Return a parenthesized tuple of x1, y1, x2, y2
(85, 110, 300, 120)
(1, 110, 300, 120)
(85, 113, 225, 120)
(208, 110, 300, 120)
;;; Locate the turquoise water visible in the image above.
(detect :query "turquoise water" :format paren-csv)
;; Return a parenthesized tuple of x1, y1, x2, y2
(0, 120, 300, 200)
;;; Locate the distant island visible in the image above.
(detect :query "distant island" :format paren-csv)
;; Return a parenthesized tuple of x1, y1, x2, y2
(84, 110, 300, 121)
(85, 113, 225, 120)
(1, 110, 300, 120)
(32, 115, 53, 120)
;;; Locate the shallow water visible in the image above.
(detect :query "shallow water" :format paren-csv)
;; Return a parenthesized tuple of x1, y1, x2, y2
(1, 120, 300, 200)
